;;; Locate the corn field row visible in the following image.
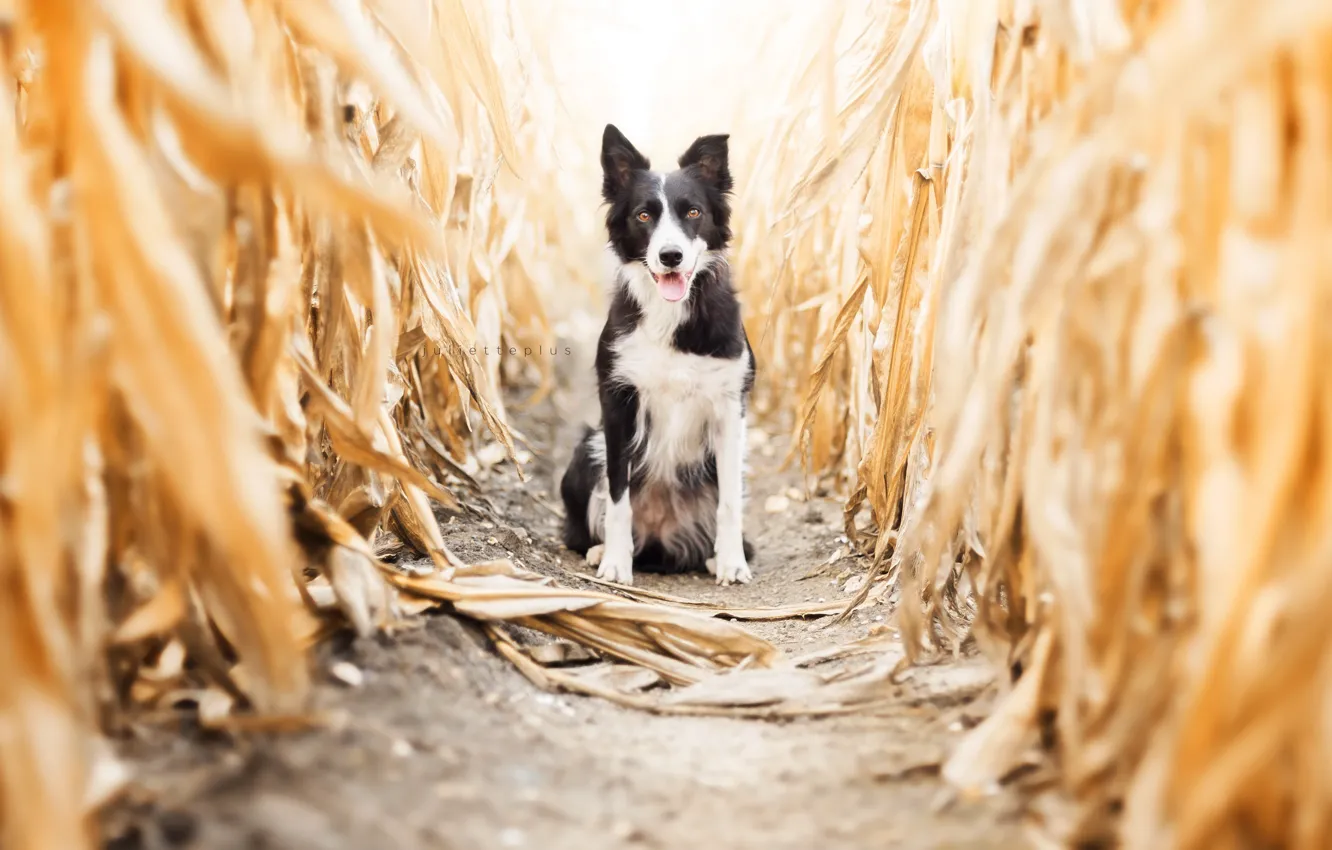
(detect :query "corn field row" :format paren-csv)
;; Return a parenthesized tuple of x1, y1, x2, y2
(738, 1, 1332, 846)
(0, 0, 1327, 848)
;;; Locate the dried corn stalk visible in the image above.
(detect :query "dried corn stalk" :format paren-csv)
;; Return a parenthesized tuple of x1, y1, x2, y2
(0, 0, 589, 846)
(738, 0, 1332, 846)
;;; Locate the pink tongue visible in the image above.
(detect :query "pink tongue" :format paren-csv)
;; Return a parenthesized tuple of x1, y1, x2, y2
(657, 272, 687, 302)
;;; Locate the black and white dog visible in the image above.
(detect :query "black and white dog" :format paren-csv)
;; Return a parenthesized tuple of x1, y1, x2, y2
(559, 125, 756, 587)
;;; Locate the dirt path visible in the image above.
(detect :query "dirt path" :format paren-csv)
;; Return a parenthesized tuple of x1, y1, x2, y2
(106, 337, 1024, 850)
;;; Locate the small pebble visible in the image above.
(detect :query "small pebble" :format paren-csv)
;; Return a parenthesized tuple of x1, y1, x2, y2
(435, 780, 480, 800)
(329, 661, 364, 688)
(612, 821, 645, 842)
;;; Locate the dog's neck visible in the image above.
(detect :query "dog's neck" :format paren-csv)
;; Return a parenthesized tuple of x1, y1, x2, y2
(613, 253, 731, 347)
(619, 263, 689, 345)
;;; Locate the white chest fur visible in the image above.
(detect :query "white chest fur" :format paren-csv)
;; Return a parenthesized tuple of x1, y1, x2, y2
(611, 328, 749, 483)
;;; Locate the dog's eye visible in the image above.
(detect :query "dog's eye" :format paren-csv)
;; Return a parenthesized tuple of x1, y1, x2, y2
(687, 208, 702, 219)
(637, 211, 651, 222)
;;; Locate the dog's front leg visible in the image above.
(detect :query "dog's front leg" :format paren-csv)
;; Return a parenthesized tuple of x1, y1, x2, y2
(712, 394, 752, 585)
(596, 382, 638, 585)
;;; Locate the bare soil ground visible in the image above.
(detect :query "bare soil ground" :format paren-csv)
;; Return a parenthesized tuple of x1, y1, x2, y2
(105, 334, 1025, 850)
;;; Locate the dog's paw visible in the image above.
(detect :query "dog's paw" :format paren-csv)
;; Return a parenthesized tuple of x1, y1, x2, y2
(594, 547, 634, 585)
(712, 555, 752, 586)
(585, 544, 605, 567)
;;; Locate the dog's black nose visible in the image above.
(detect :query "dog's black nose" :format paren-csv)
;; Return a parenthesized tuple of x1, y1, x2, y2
(658, 247, 683, 269)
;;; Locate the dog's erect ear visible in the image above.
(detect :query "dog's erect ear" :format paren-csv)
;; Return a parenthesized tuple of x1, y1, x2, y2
(601, 124, 649, 200)
(678, 134, 731, 192)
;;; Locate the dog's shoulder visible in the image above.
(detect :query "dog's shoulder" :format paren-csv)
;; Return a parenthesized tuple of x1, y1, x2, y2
(594, 287, 642, 377)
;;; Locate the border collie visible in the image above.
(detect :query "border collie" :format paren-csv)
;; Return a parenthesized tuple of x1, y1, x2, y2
(559, 124, 756, 587)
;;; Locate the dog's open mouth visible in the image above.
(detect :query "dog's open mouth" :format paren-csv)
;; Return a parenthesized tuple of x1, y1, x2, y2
(652, 271, 689, 302)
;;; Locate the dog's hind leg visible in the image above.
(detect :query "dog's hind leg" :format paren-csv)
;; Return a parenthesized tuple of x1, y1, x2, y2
(560, 427, 605, 556)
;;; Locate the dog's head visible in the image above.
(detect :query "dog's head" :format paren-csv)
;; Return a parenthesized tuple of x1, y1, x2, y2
(600, 124, 732, 304)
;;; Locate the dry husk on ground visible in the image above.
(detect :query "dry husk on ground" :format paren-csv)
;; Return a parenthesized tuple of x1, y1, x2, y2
(744, 0, 1332, 847)
(2, 0, 1331, 848)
